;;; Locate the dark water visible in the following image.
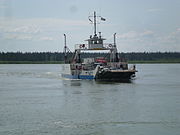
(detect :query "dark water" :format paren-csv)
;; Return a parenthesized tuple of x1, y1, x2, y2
(0, 64, 180, 135)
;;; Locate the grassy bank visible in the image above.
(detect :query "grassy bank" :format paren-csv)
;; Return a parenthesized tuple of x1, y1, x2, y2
(128, 59, 180, 64)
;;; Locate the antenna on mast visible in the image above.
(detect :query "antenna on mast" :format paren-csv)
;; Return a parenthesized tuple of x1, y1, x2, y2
(88, 11, 106, 37)
(94, 11, 97, 36)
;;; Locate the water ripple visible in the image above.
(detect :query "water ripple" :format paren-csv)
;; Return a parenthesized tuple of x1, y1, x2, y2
(54, 120, 179, 129)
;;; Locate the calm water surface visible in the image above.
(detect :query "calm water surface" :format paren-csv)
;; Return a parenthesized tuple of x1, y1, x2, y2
(0, 64, 180, 135)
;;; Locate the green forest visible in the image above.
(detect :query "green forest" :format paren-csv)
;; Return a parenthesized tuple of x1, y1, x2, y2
(0, 52, 180, 64)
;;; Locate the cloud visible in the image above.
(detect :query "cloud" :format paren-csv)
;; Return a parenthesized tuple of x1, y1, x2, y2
(141, 30, 154, 36)
(3, 33, 56, 42)
(0, 5, 7, 9)
(118, 30, 154, 39)
(11, 25, 40, 34)
(0, 0, 7, 9)
(115, 30, 179, 52)
(0, 17, 179, 52)
(116, 30, 156, 52)
(0, 17, 88, 30)
(177, 28, 180, 31)
(117, 29, 180, 51)
(39, 37, 54, 41)
(147, 8, 162, 12)
(118, 31, 138, 39)
(160, 29, 180, 44)
(145, 29, 180, 51)
(0, 17, 89, 41)
(3, 33, 33, 40)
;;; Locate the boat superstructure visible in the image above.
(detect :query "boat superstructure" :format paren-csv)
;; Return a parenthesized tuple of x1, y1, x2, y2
(62, 12, 137, 81)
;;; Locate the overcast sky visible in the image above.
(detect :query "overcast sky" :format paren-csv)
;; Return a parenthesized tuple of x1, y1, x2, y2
(0, 0, 180, 52)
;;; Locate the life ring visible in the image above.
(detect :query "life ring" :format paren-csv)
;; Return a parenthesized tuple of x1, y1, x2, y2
(79, 44, 83, 48)
(79, 44, 85, 48)
(109, 44, 113, 47)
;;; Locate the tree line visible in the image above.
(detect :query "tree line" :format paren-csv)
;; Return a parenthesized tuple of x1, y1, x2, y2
(0, 52, 180, 62)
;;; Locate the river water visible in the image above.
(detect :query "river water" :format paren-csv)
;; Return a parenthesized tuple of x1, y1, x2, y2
(0, 64, 180, 135)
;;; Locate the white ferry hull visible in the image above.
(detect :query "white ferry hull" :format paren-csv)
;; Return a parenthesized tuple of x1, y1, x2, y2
(61, 64, 136, 81)
(61, 64, 94, 80)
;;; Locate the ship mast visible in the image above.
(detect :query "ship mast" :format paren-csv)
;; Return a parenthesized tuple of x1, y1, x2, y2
(63, 34, 71, 63)
(89, 11, 103, 37)
(93, 11, 97, 36)
(63, 34, 67, 63)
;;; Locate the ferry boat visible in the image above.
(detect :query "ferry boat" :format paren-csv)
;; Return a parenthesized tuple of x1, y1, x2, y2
(62, 12, 137, 82)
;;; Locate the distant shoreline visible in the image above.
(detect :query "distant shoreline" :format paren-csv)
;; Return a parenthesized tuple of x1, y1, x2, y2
(0, 61, 180, 64)
(0, 61, 64, 64)
(1, 52, 180, 64)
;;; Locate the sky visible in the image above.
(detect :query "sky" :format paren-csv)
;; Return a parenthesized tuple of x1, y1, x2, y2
(0, 0, 180, 52)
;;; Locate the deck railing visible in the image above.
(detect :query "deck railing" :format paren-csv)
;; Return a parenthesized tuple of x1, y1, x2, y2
(75, 43, 115, 50)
